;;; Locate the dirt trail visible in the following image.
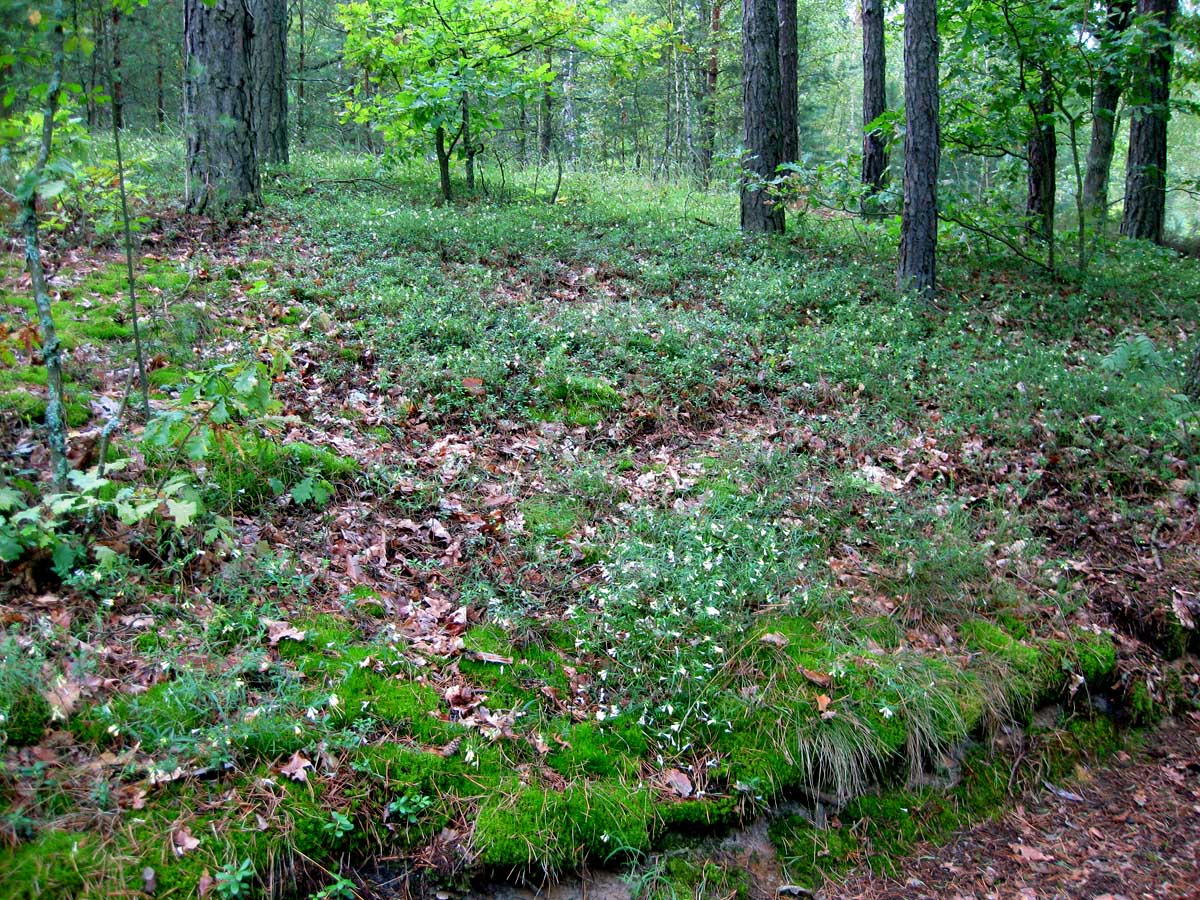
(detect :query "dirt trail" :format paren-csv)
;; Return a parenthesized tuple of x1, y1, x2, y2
(828, 713, 1200, 900)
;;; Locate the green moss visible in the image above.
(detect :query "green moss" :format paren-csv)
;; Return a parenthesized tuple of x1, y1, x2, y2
(2, 689, 52, 746)
(545, 720, 644, 779)
(361, 676, 461, 743)
(0, 390, 91, 427)
(277, 615, 361, 663)
(0, 830, 102, 899)
(1128, 679, 1159, 725)
(519, 497, 583, 540)
(474, 777, 653, 872)
(656, 796, 739, 832)
(1071, 629, 1117, 682)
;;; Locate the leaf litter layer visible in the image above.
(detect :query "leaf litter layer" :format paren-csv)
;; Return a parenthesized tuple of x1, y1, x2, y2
(1, 155, 1198, 898)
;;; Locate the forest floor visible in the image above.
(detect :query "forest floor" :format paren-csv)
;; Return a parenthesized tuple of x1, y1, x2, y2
(0, 153, 1199, 899)
(829, 711, 1200, 900)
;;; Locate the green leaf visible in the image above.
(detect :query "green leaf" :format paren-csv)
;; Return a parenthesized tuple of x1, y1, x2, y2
(290, 476, 316, 505)
(166, 499, 199, 529)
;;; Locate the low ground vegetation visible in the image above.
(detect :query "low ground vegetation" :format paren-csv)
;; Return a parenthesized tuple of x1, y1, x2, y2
(0, 152, 1198, 898)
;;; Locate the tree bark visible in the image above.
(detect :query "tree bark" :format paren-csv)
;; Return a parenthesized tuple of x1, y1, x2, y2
(1121, 0, 1175, 244)
(897, 0, 938, 294)
(155, 39, 166, 130)
(297, 0, 306, 146)
(741, 0, 785, 233)
(436, 125, 452, 202)
(778, 0, 798, 165)
(861, 0, 888, 192)
(184, 0, 260, 217)
(539, 49, 553, 164)
(1083, 0, 1133, 223)
(251, 0, 288, 165)
(109, 6, 123, 129)
(23, 0, 70, 486)
(463, 88, 476, 193)
(697, 0, 722, 183)
(1026, 67, 1056, 244)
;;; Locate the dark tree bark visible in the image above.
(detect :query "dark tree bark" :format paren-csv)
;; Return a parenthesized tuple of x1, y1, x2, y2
(778, 0, 798, 165)
(109, 6, 123, 129)
(251, 0, 288, 165)
(861, 0, 888, 192)
(297, 0, 306, 146)
(184, 0, 260, 217)
(741, 0, 785, 233)
(155, 39, 166, 130)
(463, 88, 476, 193)
(697, 0, 722, 183)
(1083, 0, 1133, 223)
(435, 125, 453, 202)
(1121, 0, 1175, 244)
(897, 0, 938, 294)
(539, 49, 553, 164)
(1026, 67, 1056, 245)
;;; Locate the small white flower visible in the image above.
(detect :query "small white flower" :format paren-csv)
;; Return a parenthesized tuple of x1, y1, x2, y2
(879, 705, 894, 719)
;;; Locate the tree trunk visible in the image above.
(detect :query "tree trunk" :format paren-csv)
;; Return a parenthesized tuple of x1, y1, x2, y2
(23, 0, 70, 486)
(1121, 0, 1175, 244)
(156, 39, 166, 130)
(1026, 67, 1056, 245)
(297, 0, 306, 146)
(777, 0, 798, 165)
(897, 0, 938, 295)
(436, 125, 452, 202)
(109, 6, 123, 129)
(463, 89, 476, 193)
(741, 0, 785, 233)
(539, 49, 553, 164)
(184, 0, 260, 217)
(518, 93, 528, 165)
(251, 0, 288, 165)
(698, 0, 721, 183)
(861, 0, 888, 192)
(1083, 0, 1133, 224)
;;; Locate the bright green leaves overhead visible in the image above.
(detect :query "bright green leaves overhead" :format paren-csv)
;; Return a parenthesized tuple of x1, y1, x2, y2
(339, 0, 669, 178)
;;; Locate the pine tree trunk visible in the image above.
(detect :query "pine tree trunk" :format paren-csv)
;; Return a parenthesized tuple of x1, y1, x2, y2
(897, 0, 938, 294)
(1026, 68, 1056, 245)
(697, 0, 721, 184)
(156, 40, 166, 130)
(184, 0, 260, 217)
(741, 0, 785, 233)
(297, 0, 306, 146)
(777, 0, 798, 166)
(251, 0, 288, 165)
(1121, 0, 1175, 244)
(861, 0, 888, 192)
(1083, 0, 1133, 224)
(109, 6, 123, 129)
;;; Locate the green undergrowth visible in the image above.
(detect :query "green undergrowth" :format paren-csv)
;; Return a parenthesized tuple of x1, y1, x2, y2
(3, 157, 1195, 898)
(767, 714, 1129, 891)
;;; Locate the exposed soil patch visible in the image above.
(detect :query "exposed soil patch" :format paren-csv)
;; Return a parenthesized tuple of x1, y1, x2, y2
(828, 712, 1200, 900)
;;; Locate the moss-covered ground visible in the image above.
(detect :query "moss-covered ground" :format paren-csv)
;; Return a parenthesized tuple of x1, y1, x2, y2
(1, 152, 1198, 899)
